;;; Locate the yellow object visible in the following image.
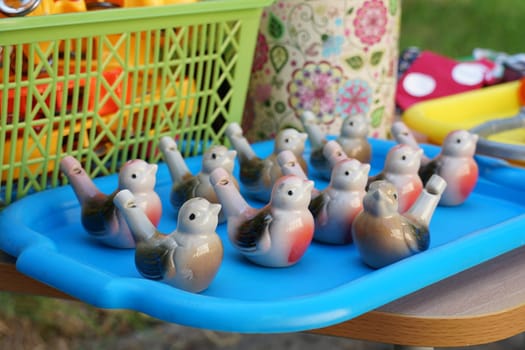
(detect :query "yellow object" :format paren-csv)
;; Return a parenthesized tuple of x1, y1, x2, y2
(402, 81, 523, 146)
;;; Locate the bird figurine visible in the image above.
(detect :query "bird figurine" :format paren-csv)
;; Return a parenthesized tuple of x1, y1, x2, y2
(113, 191, 223, 293)
(367, 143, 423, 213)
(209, 167, 314, 267)
(309, 158, 370, 245)
(300, 111, 372, 180)
(59, 156, 162, 248)
(225, 122, 308, 202)
(336, 113, 372, 164)
(391, 123, 479, 206)
(418, 130, 479, 206)
(277, 149, 370, 245)
(390, 121, 431, 165)
(158, 136, 238, 223)
(352, 174, 447, 269)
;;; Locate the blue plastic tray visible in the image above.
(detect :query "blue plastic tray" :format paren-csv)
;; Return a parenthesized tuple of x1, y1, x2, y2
(1, 139, 525, 333)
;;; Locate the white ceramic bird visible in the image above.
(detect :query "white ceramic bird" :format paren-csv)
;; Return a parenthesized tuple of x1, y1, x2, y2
(209, 167, 314, 267)
(367, 144, 423, 213)
(114, 190, 223, 293)
(225, 122, 308, 202)
(418, 130, 479, 206)
(60, 156, 162, 248)
(158, 136, 237, 222)
(352, 175, 446, 269)
(309, 158, 370, 244)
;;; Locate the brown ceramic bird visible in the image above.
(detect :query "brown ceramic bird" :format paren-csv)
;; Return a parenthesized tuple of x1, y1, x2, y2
(114, 190, 223, 293)
(352, 175, 446, 269)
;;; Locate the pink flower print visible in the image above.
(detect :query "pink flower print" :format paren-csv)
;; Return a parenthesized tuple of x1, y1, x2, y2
(354, 0, 388, 46)
(287, 61, 344, 123)
(336, 79, 373, 116)
(252, 33, 269, 73)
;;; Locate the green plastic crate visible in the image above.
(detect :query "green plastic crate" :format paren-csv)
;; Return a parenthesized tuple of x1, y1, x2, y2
(0, 0, 272, 205)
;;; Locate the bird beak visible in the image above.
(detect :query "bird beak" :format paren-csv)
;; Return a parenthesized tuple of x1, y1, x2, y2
(210, 203, 222, 216)
(228, 150, 237, 161)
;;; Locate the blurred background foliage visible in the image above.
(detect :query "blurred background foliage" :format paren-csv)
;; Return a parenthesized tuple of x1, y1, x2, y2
(400, 0, 525, 57)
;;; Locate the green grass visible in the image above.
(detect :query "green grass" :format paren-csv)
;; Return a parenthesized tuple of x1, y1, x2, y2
(400, 0, 525, 57)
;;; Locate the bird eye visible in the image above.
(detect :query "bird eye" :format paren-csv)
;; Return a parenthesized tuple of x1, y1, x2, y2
(211, 153, 217, 159)
(401, 155, 406, 161)
(284, 138, 290, 143)
(456, 138, 461, 143)
(393, 193, 398, 200)
(189, 213, 196, 221)
(131, 173, 137, 179)
(287, 190, 294, 196)
(349, 121, 354, 126)
(344, 171, 350, 176)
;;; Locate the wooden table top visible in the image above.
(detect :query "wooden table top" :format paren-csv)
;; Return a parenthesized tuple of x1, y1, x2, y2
(3, 246, 525, 348)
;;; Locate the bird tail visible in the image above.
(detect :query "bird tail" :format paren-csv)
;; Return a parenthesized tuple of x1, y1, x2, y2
(59, 156, 102, 207)
(209, 167, 251, 219)
(225, 122, 257, 161)
(159, 136, 192, 185)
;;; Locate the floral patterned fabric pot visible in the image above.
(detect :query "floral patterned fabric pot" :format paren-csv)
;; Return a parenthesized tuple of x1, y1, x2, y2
(242, 0, 400, 142)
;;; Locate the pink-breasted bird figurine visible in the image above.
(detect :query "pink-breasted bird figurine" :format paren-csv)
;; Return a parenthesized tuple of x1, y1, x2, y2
(114, 191, 223, 293)
(225, 122, 308, 202)
(352, 174, 447, 269)
(300, 111, 371, 180)
(209, 167, 314, 268)
(158, 136, 238, 223)
(418, 130, 479, 206)
(367, 144, 423, 213)
(391, 122, 479, 206)
(277, 150, 370, 245)
(390, 121, 431, 165)
(60, 156, 162, 248)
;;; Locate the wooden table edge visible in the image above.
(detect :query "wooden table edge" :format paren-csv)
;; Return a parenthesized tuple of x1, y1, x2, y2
(3, 251, 525, 347)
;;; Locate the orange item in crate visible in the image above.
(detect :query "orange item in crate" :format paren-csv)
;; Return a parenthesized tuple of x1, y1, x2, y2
(125, 76, 197, 134)
(0, 67, 128, 117)
(2, 118, 91, 181)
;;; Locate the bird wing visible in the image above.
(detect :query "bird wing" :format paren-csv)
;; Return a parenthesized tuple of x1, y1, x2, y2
(239, 156, 265, 186)
(81, 191, 116, 236)
(402, 218, 430, 253)
(309, 192, 328, 225)
(171, 174, 200, 209)
(419, 158, 441, 185)
(234, 207, 272, 253)
(135, 238, 177, 280)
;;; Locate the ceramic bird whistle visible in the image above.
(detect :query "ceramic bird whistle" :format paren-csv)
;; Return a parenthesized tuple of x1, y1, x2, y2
(418, 130, 479, 206)
(309, 158, 370, 245)
(336, 114, 372, 164)
(367, 143, 424, 213)
(159, 136, 237, 223)
(60, 155, 162, 248)
(352, 174, 446, 269)
(114, 190, 223, 293)
(209, 167, 315, 268)
(225, 122, 308, 202)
